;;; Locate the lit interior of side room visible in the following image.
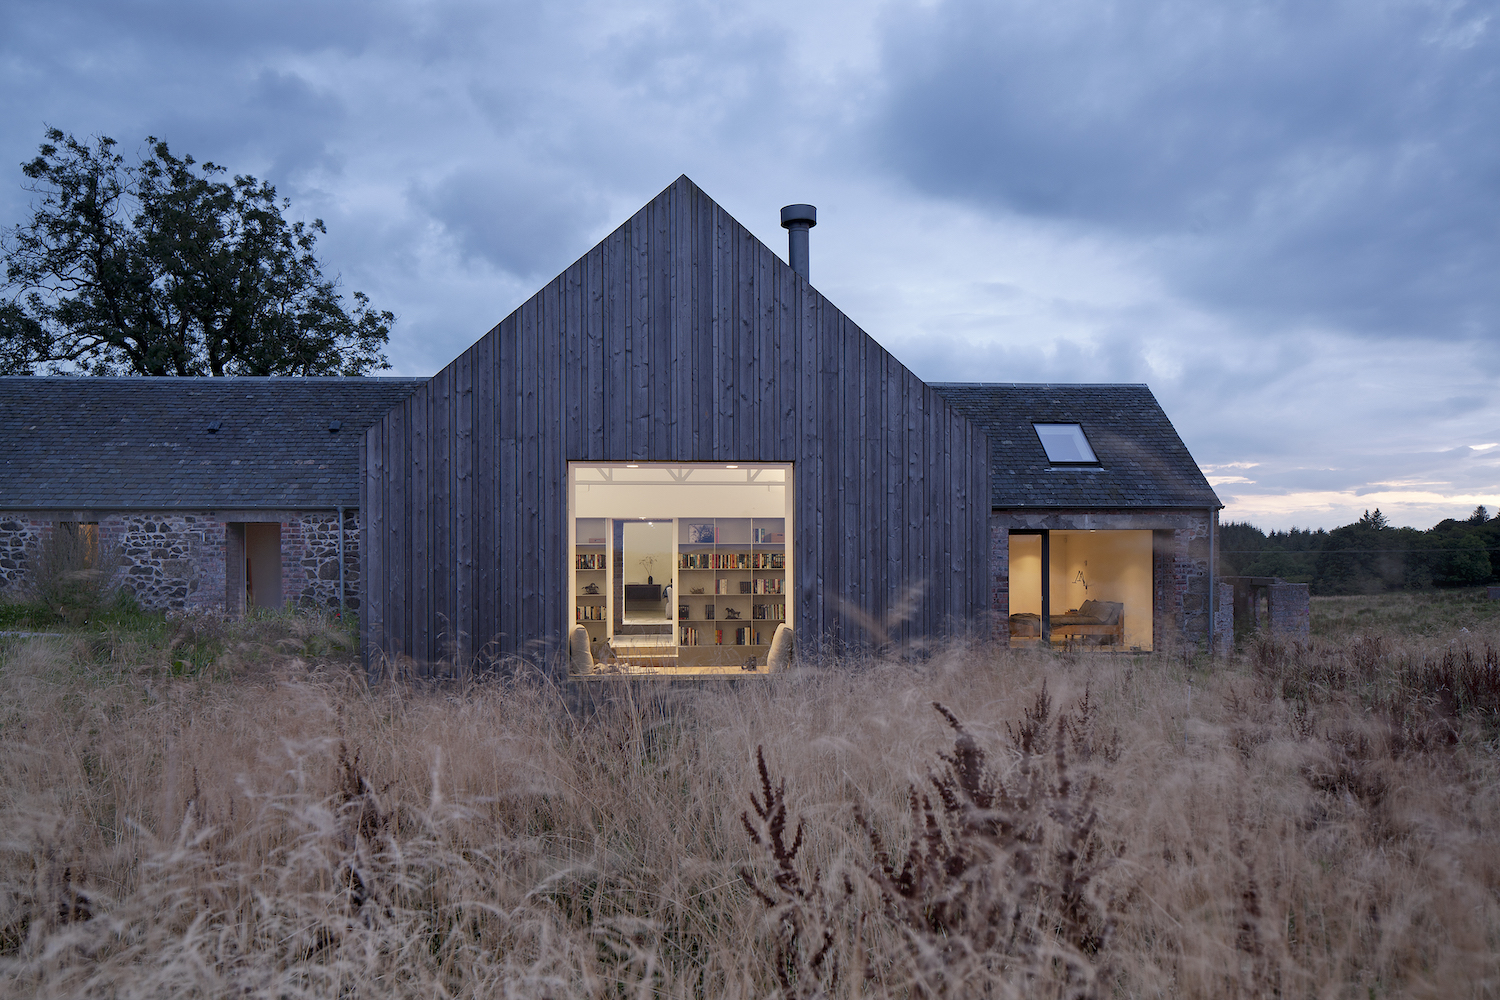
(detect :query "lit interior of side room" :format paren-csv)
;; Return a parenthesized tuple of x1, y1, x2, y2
(569, 463, 793, 675)
(1008, 530, 1152, 651)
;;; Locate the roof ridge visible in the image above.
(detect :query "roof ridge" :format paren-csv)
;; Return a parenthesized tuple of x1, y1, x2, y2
(928, 382, 1151, 388)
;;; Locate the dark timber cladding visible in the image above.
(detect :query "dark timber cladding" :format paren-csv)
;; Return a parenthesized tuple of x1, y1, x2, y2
(363, 176, 991, 668)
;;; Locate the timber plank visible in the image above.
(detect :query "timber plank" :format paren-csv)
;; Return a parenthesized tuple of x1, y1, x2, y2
(411, 377, 429, 664)
(585, 247, 605, 461)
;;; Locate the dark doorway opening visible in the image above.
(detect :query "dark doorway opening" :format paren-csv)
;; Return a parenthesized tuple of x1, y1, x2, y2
(227, 522, 282, 613)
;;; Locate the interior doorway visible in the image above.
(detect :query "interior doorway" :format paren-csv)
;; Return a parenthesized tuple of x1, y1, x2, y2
(227, 522, 283, 613)
(245, 523, 282, 609)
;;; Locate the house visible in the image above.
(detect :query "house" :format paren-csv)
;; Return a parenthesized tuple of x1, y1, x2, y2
(0, 377, 424, 613)
(0, 177, 1226, 668)
(360, 176, 1223, 674)
(930, 383, 1223, 650)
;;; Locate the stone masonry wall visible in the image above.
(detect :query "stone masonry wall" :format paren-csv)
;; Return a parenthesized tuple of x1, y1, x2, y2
(0, 510, 362, 614)
(1213, 582, 1235, 658)
(282, 510, 362, 611)
(0, 518, 51, 595)
(1268, 582, 1311, 640)
(98, 514, 229, 611)
(989, 516, 1009, 642)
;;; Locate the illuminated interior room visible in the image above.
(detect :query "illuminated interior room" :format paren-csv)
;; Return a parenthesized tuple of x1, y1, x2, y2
(569, 462, 793, 675)
(1007, 529, 1153, 651)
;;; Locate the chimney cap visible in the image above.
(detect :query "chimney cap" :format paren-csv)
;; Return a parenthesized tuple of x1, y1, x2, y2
(780, 204, 817, 228)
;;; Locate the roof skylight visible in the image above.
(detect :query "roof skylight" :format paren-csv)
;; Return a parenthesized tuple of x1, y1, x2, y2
(1033, 423, 1097, 464)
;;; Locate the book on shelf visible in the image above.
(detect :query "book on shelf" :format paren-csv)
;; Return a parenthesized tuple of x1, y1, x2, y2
(575, 604, 606, 622)
(575, 553, 606, 570)
(714, 629, 724, 645)
(753, 603, 787, 621)
(750, 578, 782, 595)
(680, 626, 698, 646)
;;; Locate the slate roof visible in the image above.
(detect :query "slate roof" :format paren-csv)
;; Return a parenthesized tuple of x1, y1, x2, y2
(0, 377, 424, 510)
(929, 383, 1221, 509)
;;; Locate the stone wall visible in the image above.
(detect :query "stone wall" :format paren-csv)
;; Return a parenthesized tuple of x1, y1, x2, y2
(282, 510, 362, 611)
(988, 516, 1009, 641)
(0, 510, 362, 613)
(99, 514, 228, 610)
(1268, 582, 1311, 640)
(0, 518, 50, 595)
(1213, 582, 1234, 657)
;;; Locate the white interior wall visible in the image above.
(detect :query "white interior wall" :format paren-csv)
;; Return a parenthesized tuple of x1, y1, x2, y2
(245, 522, 282, 610)
(622, 521, 674, 585)
(574, 481, 786, 518)
(1008, 534, 1043, 616)
(1051, 530, 1152, 648)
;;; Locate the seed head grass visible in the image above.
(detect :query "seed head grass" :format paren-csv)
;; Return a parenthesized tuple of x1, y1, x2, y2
(0, 594, 1497, 997)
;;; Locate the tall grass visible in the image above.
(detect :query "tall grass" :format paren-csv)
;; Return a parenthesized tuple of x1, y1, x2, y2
(1, 603, 1497, 997)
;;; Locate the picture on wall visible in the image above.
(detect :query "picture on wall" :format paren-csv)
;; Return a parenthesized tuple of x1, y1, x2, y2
(689, 522, 716, 543)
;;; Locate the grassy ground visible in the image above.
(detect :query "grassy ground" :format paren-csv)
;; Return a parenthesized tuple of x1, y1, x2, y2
(1312, 587, 1500, 637)
(0, 594, 1497, 998)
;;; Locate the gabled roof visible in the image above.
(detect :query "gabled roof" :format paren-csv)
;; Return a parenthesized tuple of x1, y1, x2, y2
(930, 383, 1221, 509)
(0, 376, 424, 510)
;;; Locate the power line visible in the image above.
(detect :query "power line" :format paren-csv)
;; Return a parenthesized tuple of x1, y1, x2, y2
(1221, 548, 1500, 555)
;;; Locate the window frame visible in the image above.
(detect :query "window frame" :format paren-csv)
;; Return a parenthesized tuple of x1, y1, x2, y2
(1032, 422, 1099, 465)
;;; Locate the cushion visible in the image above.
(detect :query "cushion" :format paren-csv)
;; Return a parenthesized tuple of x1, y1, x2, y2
(767, 624, 795, 671)
(568, 624, 594, 673)
(1093, 601, 1123, 624)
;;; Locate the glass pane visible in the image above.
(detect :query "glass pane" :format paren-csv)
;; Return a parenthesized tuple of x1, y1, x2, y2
(1034, 423, 1097, 463)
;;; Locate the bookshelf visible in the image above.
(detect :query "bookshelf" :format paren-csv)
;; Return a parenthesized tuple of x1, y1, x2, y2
(574, 518, 609, 649)
(675, 516, 786, 669)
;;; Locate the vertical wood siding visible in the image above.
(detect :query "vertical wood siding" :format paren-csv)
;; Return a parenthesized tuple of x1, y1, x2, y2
(363, 176, 991, 670)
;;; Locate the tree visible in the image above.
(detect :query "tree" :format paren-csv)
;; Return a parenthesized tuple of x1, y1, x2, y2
(1, 128, 393, 376)
(1468, 505, 1489, 525)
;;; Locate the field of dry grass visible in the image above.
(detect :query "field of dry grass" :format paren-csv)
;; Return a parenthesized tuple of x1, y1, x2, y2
(1, 596, 1498, 998)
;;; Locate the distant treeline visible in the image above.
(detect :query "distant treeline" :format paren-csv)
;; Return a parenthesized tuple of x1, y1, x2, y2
(1219, 507, 1499, 595)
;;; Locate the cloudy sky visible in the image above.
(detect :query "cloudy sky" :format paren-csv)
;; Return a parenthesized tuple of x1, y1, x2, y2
(2, 0, 1496, 530)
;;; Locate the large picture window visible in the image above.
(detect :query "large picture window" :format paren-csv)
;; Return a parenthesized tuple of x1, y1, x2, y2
(1008, 529, 1152, 651)
(568, 463, 793, 675)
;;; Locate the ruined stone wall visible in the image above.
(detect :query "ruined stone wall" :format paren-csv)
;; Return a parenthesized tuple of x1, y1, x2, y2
(1268, 582, 1311, 640)
(1213, 582, 1234, 657)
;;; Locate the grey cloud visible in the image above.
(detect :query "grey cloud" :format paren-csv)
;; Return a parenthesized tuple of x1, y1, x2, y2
(869, 0, 1500, 340)
(411, 166, 614, 280)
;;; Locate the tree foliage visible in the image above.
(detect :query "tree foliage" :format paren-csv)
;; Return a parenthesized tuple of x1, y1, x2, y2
(1220, 508, 1500, 595)
(1, 128, 392, 376)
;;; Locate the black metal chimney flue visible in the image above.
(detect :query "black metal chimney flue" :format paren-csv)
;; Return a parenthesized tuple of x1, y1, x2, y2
(780, 204, 817, 282)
